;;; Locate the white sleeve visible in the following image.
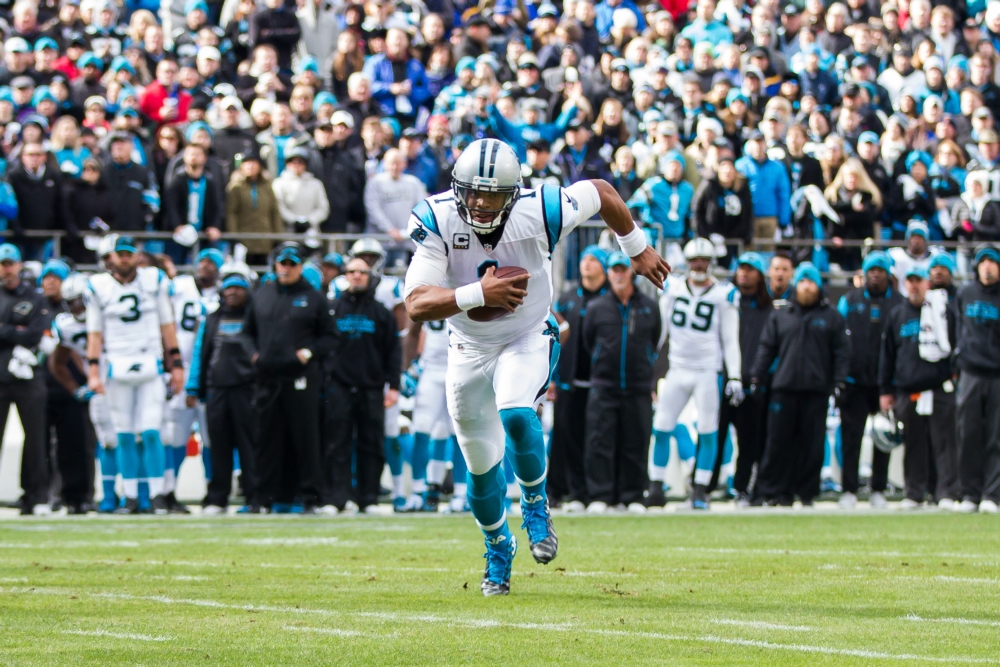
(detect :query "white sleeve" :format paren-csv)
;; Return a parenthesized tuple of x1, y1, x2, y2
(657, 286, 675, 351)
(720, 288, 742, 380)
(403, 242, 448, 299)
(85, 283, 104, 334)
(157, 276, 175, 325)
(562, 180, 602, 234)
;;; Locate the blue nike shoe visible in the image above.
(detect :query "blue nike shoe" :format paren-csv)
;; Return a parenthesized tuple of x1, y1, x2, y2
(821, 477, 842, 493)
(481, 534, 518, 597)
(520, 495, 558, 564)
(392, 496, 407, 512)
(271, 503, 293, 514)
(98, 494, 119, 513)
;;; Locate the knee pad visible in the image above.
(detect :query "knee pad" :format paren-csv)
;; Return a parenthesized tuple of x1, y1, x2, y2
(498, 407, 540, 449)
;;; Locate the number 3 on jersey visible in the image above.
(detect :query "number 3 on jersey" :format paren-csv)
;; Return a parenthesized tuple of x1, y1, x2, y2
(671, 297, 714, 332)
(119, 294, 141, 322)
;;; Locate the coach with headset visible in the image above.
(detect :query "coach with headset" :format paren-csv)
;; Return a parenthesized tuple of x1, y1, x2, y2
(243, 242, 336, 513)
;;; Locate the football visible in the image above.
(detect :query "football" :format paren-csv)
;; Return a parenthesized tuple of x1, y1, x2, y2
(466, 266, 529, 322)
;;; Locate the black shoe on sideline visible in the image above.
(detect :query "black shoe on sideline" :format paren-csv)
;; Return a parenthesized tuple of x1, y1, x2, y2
(115, 498, 140, 514)
(151, 495, 170, 515)
(167, 492, 191, 514)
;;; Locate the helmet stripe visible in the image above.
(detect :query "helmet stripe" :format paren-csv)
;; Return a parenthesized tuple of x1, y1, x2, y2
(478, 140, 488, 177)
(487, 140, 500, 178)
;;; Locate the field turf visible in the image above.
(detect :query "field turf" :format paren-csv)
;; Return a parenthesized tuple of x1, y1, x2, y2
(0, 510, 998, 666)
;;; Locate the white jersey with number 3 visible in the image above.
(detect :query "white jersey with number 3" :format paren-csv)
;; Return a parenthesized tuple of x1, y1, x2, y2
(403, 181, 601, 346)
(659, 275, 741, 374)
(86, 267, 174, 358)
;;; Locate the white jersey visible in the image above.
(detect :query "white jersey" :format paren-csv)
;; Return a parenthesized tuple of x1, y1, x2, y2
(51, 311, 90, 358)
(421, 320, 450, 370)
(86, 267, 174, 358)
(403, 181, 601, 345)
(329, 273, 404, 318)
(659, 275, 741, 375)
(169, 275, 207, 368)
(887, 247, 940, 297)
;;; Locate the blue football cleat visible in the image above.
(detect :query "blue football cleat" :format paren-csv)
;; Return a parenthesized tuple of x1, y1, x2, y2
(481, 534, 518, 597)
(821, 477, 842, 493)
(520, 495, 558, 564)
(392, 496, 407, 513)
(98, 495, 119, 513)
(271, 503, 293, 514)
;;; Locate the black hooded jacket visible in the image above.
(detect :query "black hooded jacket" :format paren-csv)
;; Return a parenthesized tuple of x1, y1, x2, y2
(327, 281, 401, 391)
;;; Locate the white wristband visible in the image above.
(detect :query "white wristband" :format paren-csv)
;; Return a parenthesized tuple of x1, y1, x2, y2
(616, 225, 648, 257)
(455, 283, 485, 311)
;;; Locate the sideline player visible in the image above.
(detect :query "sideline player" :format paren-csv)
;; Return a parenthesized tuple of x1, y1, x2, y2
(86, 237, 185, 514)
(404, 138, 669, 595)
(404, 318, 454, 511)
(651, 238, 742, 510)
(164, 249, 221, 512)
(330, 239, 410, 509)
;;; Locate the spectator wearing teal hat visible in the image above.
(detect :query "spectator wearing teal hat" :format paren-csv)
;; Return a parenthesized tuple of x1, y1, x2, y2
(888, 151, 938, 239)
(627, 150, 693, 242)
(319, 252, 343, 292)
(717, 251, 773, 506)
(929, 252, 958, 300)
(581, 249, 661, 511)
(432, 56, 479, 116)
(953, 244, 1000, 513)
(550, 244, 610, 510)
(835, 249, 903, 509)
(751, 261, 849, 506)
(70, 52, 106, 107)
(39, 258, 71, 307)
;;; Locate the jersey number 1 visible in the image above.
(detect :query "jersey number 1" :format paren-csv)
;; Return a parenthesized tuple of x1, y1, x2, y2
(671, 297, 714, 332)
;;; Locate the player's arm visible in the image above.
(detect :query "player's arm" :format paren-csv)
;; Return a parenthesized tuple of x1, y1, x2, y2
(656, 285, 675, 351)
(404, 320, 423, 366)
(553, 310, 570, 344)
(85, 331, 104, 393)
(403, 236, 528, 322)
(720, 293, 744, 405)
(584, 179, 671, 289)
(48, 345, 82, 395)
(161, 322, 184, 395)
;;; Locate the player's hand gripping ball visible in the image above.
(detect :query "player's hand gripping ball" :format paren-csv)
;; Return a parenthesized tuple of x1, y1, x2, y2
(468, 266, 529, 322)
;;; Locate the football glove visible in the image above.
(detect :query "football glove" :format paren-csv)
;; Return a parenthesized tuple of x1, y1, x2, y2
(399, 358, 423, 398)
(725, 379, 744, 406)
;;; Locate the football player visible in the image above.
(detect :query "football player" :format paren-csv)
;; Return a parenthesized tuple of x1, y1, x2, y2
(403, 138, 669, 595)
(651, 238, 742, 510)
(86, 237, 185, 514)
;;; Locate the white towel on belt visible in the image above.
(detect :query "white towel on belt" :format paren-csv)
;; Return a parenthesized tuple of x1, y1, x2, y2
(919, 289, 951, 363)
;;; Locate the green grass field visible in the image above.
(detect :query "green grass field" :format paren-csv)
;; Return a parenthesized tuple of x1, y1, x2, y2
(1, 511, 999, 666)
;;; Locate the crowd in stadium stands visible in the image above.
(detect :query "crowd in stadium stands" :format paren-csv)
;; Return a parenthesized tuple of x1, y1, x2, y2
(0, 0, 999, 516)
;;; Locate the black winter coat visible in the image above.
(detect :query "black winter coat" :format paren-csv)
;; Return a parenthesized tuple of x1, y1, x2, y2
(838, 285, 903, 387)
(553, 282, 608, 388)
(879, 298, 956, 395)
(693, 175, 754, 244)
(7, 164, 73, 235)
(751, 299, 849, 394)
(187, 303, 256, 400)
(315, 142, 366, 233)
(954, 279, 1000, 377)
(101, 161, 158, 232)
(829, 188, 880, 240)
(163, 171, 223, 232)
(66, 178, 116, 233)
(582, 287, 661, 394)
(327, 284, 401, 391)
(243, 277, 336, 380)
(0, 281, 51, 384)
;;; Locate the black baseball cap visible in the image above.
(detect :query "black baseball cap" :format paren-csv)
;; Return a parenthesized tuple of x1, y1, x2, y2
(527, 138, 551, 152)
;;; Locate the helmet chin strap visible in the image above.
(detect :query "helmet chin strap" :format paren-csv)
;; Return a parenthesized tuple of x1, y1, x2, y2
(689, 271, 708, 282)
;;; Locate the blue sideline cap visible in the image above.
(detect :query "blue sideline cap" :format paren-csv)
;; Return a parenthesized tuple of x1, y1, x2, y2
(321, 252, 344, 268)
(974, 245, 1000, 267)
(274, 243, 303, 265)
(606, 251, 631, 269)
(221, 274, 250, 290)
(792, 261, 822, 288)
(40, 258, 71, 281)
(115, 236, 138, 253)
(196, 248, 225, 269)
(736, 252, 766, 276)
(581, 245, 608, 270)
(861, 250, 892, 274)
(905, 265, 929, 280)
(0, 243, 21, 263)
(905, 220, 929, 239)
(858, 131, 880, 145)
(929, 253, 956, 274)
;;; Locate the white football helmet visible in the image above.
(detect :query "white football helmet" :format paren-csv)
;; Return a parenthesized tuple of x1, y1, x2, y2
(683, 237, 715, 281)
(451, 138, 522, 233)
(349, 237, 387, 277)
(60, 273, 88, 302)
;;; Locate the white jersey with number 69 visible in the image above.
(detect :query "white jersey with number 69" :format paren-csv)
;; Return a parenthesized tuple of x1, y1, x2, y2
(659, 275, 741, 374)
(86, 267, 174, 358)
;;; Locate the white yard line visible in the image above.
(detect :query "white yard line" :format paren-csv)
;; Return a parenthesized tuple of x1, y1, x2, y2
(62, 629, 173, 642)
(711, 619, 814, 632)
(903, 614, 1000, 628)
(283, 626, 367, 637)
(4, 586, 996, 664)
